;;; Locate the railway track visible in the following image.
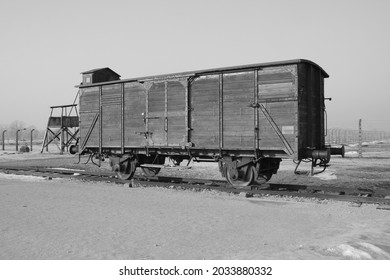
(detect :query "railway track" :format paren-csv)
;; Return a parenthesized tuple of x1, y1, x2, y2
(1, 165, 390, 210)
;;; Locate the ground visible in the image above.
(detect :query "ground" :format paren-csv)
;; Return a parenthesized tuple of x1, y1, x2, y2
(0, 143, 389, 260)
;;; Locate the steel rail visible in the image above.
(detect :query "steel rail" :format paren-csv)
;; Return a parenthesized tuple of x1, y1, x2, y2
(0, 166, 389, 209)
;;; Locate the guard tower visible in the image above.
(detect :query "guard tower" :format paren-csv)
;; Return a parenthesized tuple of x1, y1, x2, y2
(41, 104, 79, 154)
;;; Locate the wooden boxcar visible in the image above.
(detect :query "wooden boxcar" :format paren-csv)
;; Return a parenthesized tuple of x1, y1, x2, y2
(76, 59, 339, 186)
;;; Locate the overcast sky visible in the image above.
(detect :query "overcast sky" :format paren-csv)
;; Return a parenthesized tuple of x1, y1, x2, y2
(1, 0, 389, 131)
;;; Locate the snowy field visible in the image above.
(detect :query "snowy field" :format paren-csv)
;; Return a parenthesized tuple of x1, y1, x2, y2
(0, 146, 389, 260)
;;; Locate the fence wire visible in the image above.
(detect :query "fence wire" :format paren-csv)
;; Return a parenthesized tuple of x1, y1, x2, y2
(326, 128, 390, 145)
(326, 119, 390, 158)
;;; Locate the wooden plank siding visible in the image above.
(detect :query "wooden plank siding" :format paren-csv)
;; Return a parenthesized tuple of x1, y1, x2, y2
(189, 68, 299, 153)
(79, 87, 100, 147)
(77, 60, 328, 160)
(147, 82, 165, 146)
(167, 81, 186, 146)
(123, 82, 146, 147)
(145, 80, 187, 147)
(190, 75, 220, 148)
(257, 65, 298, 153)
(101, 84, 121, 147)
(222, 71, 255, 149)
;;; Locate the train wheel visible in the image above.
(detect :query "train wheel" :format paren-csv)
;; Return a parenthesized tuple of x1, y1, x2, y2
(114, 159, 136, 180)
(226, 164, 255, 188)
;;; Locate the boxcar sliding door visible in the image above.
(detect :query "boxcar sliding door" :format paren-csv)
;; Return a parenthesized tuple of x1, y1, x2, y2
(147, 80, 187, 147)
(190, 72, 256, 150)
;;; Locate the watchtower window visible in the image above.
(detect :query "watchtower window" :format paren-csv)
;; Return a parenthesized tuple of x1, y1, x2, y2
(83, 74, 92, 84)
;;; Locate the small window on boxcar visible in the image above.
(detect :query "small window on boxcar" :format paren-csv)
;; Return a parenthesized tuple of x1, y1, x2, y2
(83, 74, 92, 84)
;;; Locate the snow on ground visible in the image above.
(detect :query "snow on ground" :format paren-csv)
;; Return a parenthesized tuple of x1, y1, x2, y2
(0, 173, 389, 260)
(0, 173, 47, 182)
(333, 242, 390, 259)
(313, 169, 337, 180)
(0, 147, 389, 260)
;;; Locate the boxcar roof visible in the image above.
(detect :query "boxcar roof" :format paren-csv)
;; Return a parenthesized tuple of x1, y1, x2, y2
(77, 59, 328, 88)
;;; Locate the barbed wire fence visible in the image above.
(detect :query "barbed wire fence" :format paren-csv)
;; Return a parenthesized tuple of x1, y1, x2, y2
(326, 119, 390, 158)
(326, 128, 390, 144)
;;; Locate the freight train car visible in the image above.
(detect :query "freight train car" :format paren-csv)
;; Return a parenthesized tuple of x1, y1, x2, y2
(74, 59, 342, 186)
